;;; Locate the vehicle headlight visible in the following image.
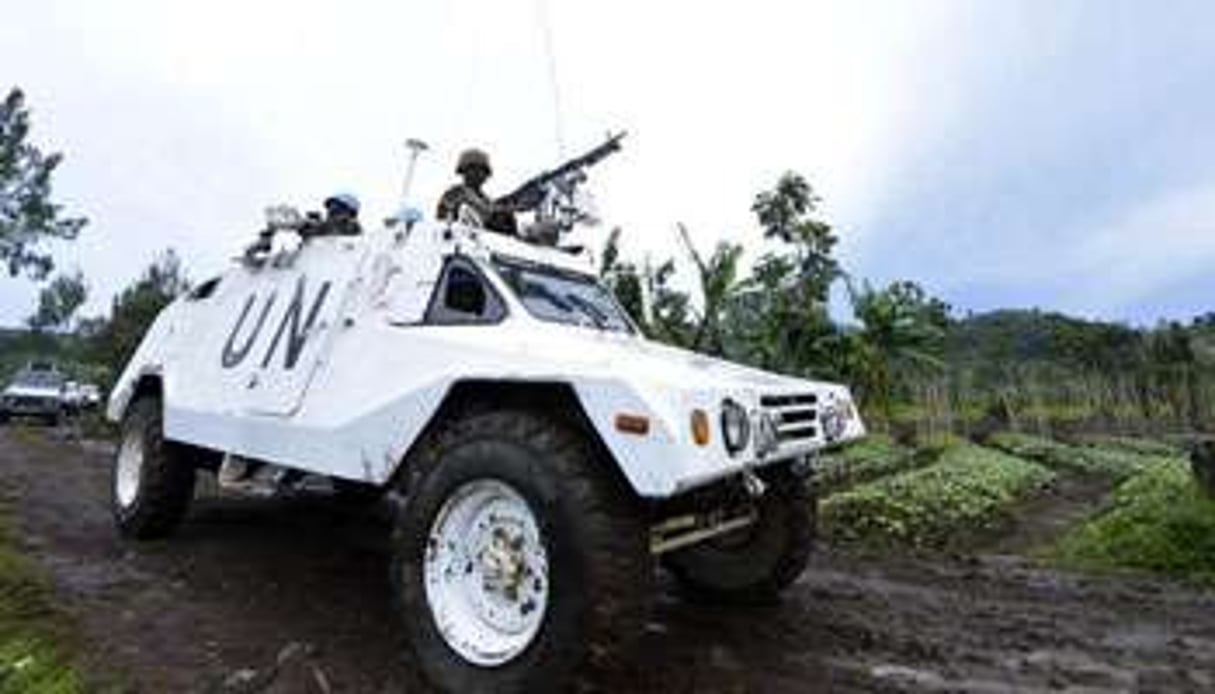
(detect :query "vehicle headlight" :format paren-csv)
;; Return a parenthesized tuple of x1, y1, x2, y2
(821, 399, 852, 441)
(754, 411, 779, 458)
(720, 399, 750, 456)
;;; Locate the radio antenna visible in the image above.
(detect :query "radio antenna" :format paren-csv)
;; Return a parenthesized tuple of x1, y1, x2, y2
(535, 0, 565, 157)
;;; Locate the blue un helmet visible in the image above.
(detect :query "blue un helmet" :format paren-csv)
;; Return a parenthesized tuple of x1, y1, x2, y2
(324, 192, 361, 217)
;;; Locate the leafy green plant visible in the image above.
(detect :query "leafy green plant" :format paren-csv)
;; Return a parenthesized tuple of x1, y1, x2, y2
(1053, 460, 1215, 586)
(815, 435, 921, 494)
(1073, 435, 1183, 458)
(0, 639, 81, 694)
(986, 432, 1151, 480)
(821, 443, 1053, 549)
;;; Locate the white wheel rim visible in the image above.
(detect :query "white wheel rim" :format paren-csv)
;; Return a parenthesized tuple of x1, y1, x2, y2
(115, 427, 144, 509)
(423, 478, 549, 667)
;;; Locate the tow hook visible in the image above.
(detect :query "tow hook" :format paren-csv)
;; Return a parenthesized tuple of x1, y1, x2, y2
(741, 467, 766, 498)
(790, 453, 816, 479)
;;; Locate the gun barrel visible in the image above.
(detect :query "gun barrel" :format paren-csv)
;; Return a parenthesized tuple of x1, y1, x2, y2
(499, 132, 626, 210)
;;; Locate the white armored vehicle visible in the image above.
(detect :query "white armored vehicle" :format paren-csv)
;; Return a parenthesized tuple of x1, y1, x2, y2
(107, 137, 865, 693)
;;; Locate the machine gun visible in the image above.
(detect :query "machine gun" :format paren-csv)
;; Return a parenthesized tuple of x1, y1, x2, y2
(495, 132, 625, 242)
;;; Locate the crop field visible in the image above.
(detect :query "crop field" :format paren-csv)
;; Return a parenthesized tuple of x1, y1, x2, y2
(820, 441, 1054, 548)
(985, 432, 1153, 479)
(819, 429, 1215, 588)
(1055, 458, 1215, 586)
(813, 434, 921, 494)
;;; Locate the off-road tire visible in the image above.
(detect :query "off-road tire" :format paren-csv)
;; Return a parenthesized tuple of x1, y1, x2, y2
(665, 472, 815, 604)
(112, 396, 197, 539)
(390, 409, 651, 694)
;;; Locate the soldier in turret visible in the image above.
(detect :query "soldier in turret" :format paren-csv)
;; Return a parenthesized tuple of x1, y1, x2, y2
(436, 149, 515, 234)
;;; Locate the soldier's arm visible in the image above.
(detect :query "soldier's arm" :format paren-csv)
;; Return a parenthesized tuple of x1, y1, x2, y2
(436, 187, 459, 221)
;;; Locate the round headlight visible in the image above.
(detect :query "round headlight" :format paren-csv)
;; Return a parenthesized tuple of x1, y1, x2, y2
(721, 399, 750, 455)
(822, 403, 847, 440)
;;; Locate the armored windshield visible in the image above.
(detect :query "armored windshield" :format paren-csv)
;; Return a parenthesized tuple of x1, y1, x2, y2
(492, 257, 634, 333)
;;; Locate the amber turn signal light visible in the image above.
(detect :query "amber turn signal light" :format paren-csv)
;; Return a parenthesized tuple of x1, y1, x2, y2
(691, 409, 710, 446)
(614, 413, 651, 436)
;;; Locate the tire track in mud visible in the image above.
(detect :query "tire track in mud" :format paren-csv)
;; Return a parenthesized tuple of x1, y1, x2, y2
(1, 428, 1213, 693)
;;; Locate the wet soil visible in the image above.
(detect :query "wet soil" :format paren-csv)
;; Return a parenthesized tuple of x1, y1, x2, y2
(2, 427, 1214, 693)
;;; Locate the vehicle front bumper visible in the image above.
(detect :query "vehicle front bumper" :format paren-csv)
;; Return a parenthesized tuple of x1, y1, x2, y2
(1, 396, 62, 417)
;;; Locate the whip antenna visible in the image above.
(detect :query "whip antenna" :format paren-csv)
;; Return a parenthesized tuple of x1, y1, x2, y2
(535, 0, 565, 157)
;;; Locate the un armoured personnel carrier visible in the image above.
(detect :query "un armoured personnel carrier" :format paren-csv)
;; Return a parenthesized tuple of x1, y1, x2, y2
(106, 136, 865, 693)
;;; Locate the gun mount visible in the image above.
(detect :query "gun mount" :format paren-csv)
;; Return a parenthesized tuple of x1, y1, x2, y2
(497, 132, 625, 243)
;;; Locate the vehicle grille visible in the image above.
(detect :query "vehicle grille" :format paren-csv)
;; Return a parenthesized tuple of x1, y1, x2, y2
(760, 393, 818, 444)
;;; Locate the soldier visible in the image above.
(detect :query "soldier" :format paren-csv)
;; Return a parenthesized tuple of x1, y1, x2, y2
(304, 192, 362, 237)
(245, 192, 362, 263)
(436, 149, 515, 234)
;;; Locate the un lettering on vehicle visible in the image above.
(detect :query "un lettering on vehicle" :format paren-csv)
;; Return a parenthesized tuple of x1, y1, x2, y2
(221, 275, 333, 372)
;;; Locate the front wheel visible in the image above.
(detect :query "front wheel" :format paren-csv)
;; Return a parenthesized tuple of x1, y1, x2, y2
(665, 472, 815, 604)
(391, 410, 651, 693)
(111, 396, 197, 539)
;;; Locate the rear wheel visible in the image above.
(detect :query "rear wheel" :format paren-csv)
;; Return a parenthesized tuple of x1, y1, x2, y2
(112, 396, 197, 539)
(391, 410, 651, 693)
(665, 472, 815, 604)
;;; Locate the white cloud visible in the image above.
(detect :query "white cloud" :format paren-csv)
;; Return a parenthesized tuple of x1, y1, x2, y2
(1060, 182, 1215, 317)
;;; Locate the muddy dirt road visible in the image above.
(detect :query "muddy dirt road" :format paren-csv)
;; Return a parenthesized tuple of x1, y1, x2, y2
(2, 427, 1214, 693)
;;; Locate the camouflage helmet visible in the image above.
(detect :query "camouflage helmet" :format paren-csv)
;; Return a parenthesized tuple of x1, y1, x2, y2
(456, 148, 492, 176)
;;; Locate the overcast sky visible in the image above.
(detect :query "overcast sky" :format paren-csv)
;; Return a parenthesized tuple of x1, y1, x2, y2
(2, 0, 1213, 327)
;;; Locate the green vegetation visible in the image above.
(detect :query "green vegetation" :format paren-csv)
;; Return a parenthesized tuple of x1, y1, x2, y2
(986, 432, 1149, 480)
(27, 271, 87, 333)
(81, 249, 189, 386)
(601, 171, 1215, 438)
(0, 87, 87, 280)
(815, 434, 920, 494)
(1054, 459, 1215, 586)
(821, 443, 1054, 549)
(0, 499, 84, 693)
(1073, 435, 1183, 458)
(0, 250, 188, 390)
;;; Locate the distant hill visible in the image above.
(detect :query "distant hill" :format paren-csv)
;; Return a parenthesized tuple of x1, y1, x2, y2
(945, 309, 1147, 372)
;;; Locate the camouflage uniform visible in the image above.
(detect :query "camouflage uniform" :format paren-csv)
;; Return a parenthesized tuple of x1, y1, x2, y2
(436, 148, 515, 233)
(435, 183, 495, 225)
